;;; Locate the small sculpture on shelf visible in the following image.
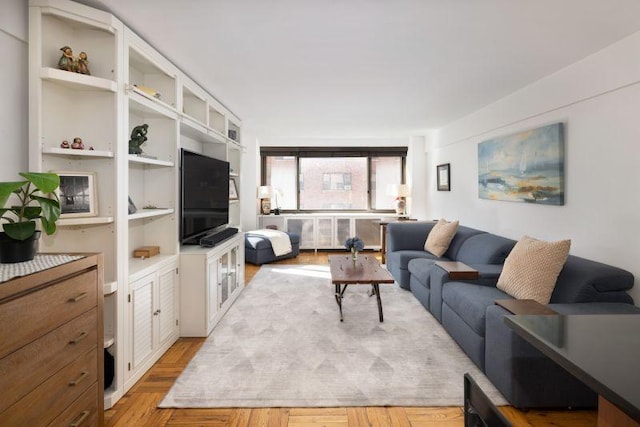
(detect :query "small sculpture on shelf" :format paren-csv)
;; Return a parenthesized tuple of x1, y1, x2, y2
(76, 51, 90, 75)
(129, 124, 149, 155)
(71, 137, 84, 149)
(60, 140, 70, 149)
(58, 46, 75, 72)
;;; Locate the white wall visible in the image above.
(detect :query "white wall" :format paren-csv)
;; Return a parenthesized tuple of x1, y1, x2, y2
(429, 31, 640, 304)
(0, 0, 28, 180)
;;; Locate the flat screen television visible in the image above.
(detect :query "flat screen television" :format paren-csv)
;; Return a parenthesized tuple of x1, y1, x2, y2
(180, 149, 230, 245)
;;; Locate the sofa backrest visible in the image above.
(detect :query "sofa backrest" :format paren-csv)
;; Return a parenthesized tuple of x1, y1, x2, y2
(550, 255, 635, 304)
(455, 233, 516, 265)
(386, 221, 436, 252)
(442, 226, 486, 260)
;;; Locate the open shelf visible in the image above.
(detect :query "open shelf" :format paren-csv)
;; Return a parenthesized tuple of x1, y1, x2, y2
(103, 280, 118, 295)
(182, 85, 207, 124)
(129, 89, 177, 119)
(57, 216, 115, 226)
(180, 119, 226, 145)
(128, 154, 174, 167)
(128, 253, 178, 281)
(43, 146, 114, 158)
(41, 67, 116, 92)
(104, 336, 115, 349)
(128, 208, 174, 221)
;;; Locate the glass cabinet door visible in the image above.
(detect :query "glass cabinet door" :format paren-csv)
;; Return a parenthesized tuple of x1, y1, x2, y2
(219, 252, 229, 306)
(229, 246, 238, 295)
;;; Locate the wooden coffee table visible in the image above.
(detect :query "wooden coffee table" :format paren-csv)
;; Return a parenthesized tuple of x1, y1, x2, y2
(328, 254, 395, 322)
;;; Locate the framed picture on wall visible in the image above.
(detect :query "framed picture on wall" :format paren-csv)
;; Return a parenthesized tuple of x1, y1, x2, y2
(437, 163, 450, 191)
(229, 177, 239, 200)
(55, 171, 98, 217)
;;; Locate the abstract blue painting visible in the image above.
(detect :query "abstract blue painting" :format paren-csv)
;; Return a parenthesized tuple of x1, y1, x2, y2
(478, 123, 564, 205)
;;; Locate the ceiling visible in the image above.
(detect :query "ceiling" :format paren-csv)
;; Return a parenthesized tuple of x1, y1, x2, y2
(80, 0, 640, 138)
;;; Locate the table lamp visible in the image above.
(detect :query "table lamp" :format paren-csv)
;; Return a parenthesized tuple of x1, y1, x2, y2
(389, 184, 410, 217)
(257, 186, 272, 215)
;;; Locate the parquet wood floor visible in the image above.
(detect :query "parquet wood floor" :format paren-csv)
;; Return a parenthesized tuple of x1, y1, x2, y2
(105, 250, 597, 426)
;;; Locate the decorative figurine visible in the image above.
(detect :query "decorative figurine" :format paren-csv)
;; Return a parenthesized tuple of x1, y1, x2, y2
(88, 146, 94, 150)
(129, 124, 149, 155)
(60, 140, 70, 149)
(71, 137, 84, 150)
(58, 46, 75, 72)
(76, 51, 90, 75)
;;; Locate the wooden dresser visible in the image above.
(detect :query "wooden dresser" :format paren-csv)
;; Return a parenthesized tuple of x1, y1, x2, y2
(0, 254, 104, 426)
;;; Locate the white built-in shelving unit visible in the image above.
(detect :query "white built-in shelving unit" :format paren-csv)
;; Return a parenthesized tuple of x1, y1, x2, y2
(29, 0, 244, 410)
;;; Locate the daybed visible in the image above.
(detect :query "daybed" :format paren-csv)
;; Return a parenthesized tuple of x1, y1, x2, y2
(245, 231, 300, 265)
(386, 221, 638, 408)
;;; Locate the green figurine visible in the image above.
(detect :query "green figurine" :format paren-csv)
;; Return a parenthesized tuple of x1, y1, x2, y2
(129, 124, 149, 155)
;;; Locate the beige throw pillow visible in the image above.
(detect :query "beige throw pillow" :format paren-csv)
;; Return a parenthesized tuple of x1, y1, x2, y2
(424, 219, 459, 257)
(497, 235, 571, 304)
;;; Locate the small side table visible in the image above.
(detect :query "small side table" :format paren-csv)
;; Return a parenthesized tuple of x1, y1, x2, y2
(494, 299, 558, 315)
(379, 217, 417, 264)
(434, 261, 479, 280)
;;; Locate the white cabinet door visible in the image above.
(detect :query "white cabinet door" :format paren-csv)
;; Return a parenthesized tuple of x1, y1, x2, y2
(158, 264, 178, 346)
(228, 245, 239, 296)
(129, 273, 155, 372)
(316, 217, 334, 248)
(207, 256, 219, 333)
(219, 251, 230, 307)
(287, 217, 315, 249)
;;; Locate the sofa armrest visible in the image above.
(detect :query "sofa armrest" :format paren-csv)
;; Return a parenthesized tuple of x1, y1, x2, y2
(387, 221, 435, 252)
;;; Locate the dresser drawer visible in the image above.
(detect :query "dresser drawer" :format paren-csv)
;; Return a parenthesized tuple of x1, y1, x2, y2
(0, 269, 98, 359)
(0, 309, 98, 413)
(48, 383, 99, 427)
(0, 347, 98, 426)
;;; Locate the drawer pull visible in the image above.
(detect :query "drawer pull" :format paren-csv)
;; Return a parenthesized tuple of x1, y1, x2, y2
(68, 371, 89, 386)
(68, 292, 88, 303)
(69, 331, 88, 345)
(69, 410, 90, 427)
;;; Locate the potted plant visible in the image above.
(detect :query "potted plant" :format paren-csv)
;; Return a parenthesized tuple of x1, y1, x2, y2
(0, 172, 61, 263)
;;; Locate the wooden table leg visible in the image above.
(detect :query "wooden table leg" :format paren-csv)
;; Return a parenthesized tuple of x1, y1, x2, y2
(334, 284, 347, 322)
(373, 283, 383, 322)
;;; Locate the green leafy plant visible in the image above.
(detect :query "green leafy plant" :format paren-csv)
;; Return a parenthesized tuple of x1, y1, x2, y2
(0, 172, 61, 240)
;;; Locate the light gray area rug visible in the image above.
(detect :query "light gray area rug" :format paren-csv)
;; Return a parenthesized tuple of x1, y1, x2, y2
(160, 264, 506, 408)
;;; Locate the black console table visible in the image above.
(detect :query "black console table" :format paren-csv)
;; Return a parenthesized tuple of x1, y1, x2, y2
(505, 314, 640, 426)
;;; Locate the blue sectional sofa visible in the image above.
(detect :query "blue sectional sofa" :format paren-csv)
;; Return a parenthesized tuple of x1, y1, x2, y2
(386, 221, 638, 408)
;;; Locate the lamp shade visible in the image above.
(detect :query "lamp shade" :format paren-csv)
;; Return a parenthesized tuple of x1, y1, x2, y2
(396, 184, 410, 197)
(257, 185, 272, 199)
(387, 184, 410, 197)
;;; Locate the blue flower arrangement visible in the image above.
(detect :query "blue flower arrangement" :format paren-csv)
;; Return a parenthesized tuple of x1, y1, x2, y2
(345, 236, 365, 252)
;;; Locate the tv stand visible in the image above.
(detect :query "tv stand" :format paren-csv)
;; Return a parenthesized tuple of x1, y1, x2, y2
(199, 227, 238, 247)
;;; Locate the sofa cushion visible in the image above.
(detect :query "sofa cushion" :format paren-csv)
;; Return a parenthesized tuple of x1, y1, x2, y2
(389, 250, 443, 271)
(442, 226, 486, 260)
(456, 233, 516, 265)
(497, 235, 571, 304)
(424, 219, 459, 257)
(407, 258, 436, 287)
(442, 282, 511, 336)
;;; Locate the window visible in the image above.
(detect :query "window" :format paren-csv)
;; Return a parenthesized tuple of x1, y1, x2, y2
(261, 147, 406, 212)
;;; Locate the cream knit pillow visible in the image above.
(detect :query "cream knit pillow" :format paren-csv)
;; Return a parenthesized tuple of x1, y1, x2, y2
(497, 235, 571, 304)
(424, 219, 459, 257)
